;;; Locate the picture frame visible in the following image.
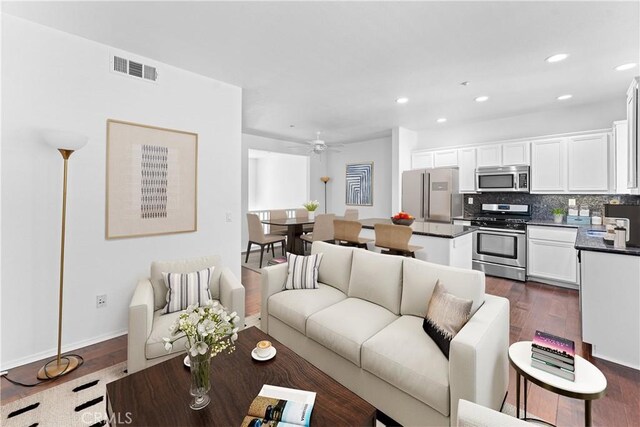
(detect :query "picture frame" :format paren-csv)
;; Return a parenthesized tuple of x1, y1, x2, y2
(345, 162, 373, 206)
(106, 119, 198, 239)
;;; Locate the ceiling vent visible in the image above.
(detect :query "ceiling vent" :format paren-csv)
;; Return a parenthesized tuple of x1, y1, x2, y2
(111, 54, 158, 83)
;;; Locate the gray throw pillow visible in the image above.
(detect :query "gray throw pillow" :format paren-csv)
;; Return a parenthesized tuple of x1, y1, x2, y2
(422, 280, 473, 358)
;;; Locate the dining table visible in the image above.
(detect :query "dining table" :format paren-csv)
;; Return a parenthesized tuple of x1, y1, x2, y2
(261, 217, 315, 255)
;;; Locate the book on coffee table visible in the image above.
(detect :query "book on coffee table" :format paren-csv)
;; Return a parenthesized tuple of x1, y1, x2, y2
(241, 384, 316, 427)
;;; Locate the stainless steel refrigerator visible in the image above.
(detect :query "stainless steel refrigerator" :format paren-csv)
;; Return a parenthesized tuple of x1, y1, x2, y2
(401, 167, 463, 222)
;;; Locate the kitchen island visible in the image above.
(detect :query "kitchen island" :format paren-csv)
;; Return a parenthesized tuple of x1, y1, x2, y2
(576, 226, 640, 370)
(358, 218, 477, 269)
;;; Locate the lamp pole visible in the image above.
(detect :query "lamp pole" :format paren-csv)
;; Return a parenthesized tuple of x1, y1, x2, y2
(39, 130, 87, 380)
(320, 176, 330, 213)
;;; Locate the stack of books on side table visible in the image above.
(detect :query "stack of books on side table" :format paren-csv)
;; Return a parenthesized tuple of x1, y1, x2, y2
(531, 330, 576, 381)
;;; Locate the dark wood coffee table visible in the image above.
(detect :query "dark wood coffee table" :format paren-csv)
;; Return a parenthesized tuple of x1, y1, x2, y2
(106, 327, 376, 426)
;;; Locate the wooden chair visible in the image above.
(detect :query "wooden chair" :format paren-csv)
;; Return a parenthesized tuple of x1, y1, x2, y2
(301, 214, 335, 251)
(333, 219, 372, 249)
(269, 209, 288, 237)
(374, 223, 423, 258)
(246, 213, 286, 268)
(295, 208, 313, 233)
(344, 209, 359, 221)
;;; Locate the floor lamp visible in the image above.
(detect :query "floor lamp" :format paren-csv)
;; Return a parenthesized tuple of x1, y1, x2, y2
(320, 176, 330, 213)
(38, 130, 88, 380)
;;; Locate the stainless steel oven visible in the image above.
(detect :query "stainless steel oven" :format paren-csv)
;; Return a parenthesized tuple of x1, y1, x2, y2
(476, 166, 529, 192)
(470, 203, 530, 282)
(473, 227, 526, 281)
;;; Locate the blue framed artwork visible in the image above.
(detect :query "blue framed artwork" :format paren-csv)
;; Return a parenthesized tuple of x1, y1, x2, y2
(345, 162, 373, 206)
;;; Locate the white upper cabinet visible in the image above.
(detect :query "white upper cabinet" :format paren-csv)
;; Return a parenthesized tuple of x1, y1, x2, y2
(458, 147, 477, 193)
(531, 138, 566, 192)
(614, 120, 638, 194)
(433, 149, 458, 168)
(567, 133, 610, 192)
(502, 141, 530, 166)
(476, 144, 502, 167)
(412, 151, 434, 169)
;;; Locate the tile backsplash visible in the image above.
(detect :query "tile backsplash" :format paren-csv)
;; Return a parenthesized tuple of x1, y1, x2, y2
(463, 193, 640, 220)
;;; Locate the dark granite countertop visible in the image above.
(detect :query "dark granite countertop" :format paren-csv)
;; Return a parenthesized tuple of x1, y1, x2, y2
(527, 220, 640, 256)
(360, 218, 477, 239)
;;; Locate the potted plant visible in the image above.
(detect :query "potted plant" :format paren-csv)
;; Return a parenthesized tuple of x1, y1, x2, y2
(552, 208, 565, 224)
(303, 200, 320, 220)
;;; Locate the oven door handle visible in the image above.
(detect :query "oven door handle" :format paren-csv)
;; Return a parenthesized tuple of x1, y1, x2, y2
(477, 227, 526, 235)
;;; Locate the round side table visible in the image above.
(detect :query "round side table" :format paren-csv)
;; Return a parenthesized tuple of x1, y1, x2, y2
(508, 341, 606, 427)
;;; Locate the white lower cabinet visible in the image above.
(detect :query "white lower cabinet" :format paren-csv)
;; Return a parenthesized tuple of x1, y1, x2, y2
(581, 250, 640, 369)
(527, 226, 578, 288)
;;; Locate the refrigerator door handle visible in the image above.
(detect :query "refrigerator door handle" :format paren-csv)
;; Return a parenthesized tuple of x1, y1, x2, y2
(424, 173, 430, 220)
(420, 173, 425, 219)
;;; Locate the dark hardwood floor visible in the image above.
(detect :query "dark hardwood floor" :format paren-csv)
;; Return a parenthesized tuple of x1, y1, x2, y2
(2, 268, 638, 427)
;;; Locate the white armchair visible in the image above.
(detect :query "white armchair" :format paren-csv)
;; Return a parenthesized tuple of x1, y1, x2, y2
(127, 255, 245, 374)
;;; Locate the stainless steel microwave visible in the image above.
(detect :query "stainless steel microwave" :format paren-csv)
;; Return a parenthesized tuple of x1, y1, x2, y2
(476, 166, 530, 192)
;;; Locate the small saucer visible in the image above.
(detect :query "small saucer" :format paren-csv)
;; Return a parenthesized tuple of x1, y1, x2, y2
(251, 347, 277, 361)
(183, 355, 190, 367)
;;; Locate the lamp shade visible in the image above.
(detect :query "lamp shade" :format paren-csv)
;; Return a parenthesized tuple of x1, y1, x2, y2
(42, 129, 89, 151)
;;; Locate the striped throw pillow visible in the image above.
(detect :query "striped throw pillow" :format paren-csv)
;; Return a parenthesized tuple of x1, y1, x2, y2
(162, 266, 214, 314)
(284, 253, 324, 290)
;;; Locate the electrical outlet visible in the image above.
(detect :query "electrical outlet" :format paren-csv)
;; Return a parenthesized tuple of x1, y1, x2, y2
(225, 211, 232, 222)
(468, 197, 474, 205)
(96, 294, 107, 308)
(568, 198, 576, 206)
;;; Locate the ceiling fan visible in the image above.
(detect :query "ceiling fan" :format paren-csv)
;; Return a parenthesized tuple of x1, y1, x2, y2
(305, 131, 341, 155)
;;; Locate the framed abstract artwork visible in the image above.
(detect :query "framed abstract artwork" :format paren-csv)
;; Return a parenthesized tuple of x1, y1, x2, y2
(345, 162, 373, 206)
(106, 119, 198, 239)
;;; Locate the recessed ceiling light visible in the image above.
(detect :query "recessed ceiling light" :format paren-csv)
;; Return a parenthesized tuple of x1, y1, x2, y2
(460, 81, 470, 86)
(437, 118, 447, 123)
(557, 94, 573, 101)
(546, 53, 569, 63)
(614, 63, 637, 71)
(475, 96, 489, 103)
(396, 97, 409, 104)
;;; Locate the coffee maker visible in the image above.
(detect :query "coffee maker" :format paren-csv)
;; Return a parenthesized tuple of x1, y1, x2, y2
(604, 204, 640, 247)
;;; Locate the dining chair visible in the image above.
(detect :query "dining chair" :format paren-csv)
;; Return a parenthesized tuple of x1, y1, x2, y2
(246, 213, 286, 268)
(374, 223, 423, 258)
(268, 209, 288, 237)
(295, 208, 313, 233)
(344, 208, 359, 221)
(333, 219, 372, 249)
(300, 214, 335, 251)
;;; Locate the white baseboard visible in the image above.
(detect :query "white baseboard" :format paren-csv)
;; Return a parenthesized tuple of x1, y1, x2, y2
(0, 328, 128, 371)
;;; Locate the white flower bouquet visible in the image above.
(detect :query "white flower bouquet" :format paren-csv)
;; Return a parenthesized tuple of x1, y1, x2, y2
(163, 300, 240, 357)
(303, 200, 320, 212)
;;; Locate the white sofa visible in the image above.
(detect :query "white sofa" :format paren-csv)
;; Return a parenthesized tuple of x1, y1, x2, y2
(128, 255, 245, 374)
(261, 242, 509, 426)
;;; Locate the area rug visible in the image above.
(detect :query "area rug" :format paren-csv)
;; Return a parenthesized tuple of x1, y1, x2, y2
(242, 248, 285, 273)
(1, 362, 127, 427)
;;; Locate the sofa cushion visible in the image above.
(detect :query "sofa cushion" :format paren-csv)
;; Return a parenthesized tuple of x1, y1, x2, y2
(284, 253, 323, 290)
(162, 266, 214, 314)
(311, 241, 353, 294)
(422, 281, 473, 358)
(146, 309, 190, 359)
(348, 249, 403, 314)
(401, 257, 485, 317)
(268, 283, 347, 334)
(151, 255, 222, 311)
(361, 315, 451, 417)
(306, 298, 398, 366)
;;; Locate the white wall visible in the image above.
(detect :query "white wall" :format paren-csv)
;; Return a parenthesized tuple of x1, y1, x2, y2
(392, 127, 418, 213)
(248, 151, 309, 211)
(1, 15, 242, 369)
(325, 136, 393, 218)
(416, 98, 625, 149)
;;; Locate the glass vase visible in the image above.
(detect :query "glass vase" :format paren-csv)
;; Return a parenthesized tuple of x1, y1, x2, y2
(188, 352, 211, 410)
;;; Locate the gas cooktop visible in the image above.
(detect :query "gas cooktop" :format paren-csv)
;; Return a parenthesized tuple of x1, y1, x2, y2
(467, 204, 531, 230)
